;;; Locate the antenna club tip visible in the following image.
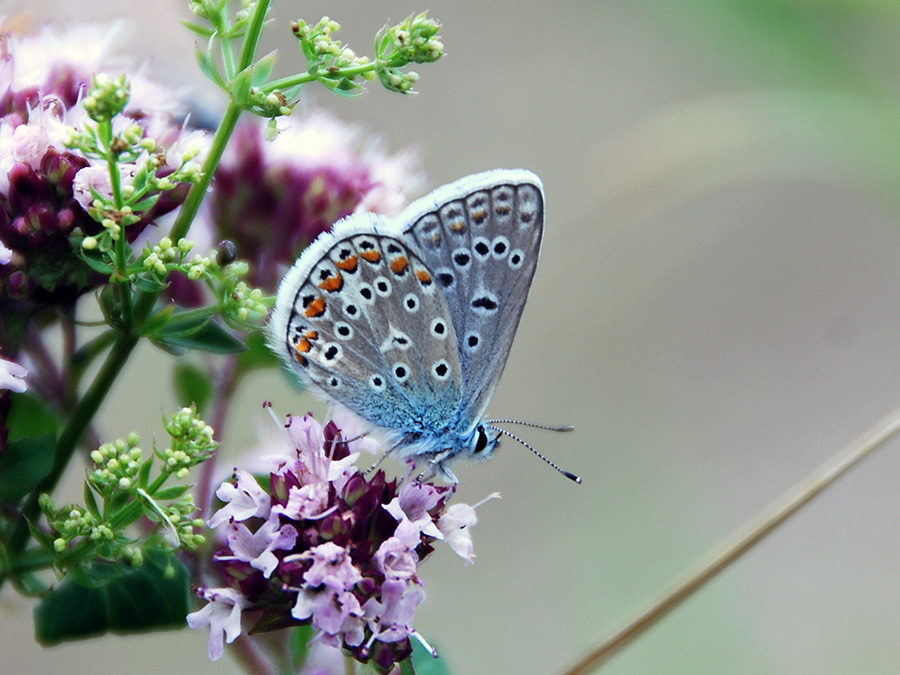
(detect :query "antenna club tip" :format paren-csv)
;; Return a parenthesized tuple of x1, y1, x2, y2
(559, 425, 576, 432)
(564, 471, 582, 484)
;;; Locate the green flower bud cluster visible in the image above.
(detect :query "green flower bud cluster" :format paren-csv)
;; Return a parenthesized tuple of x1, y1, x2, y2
(159, 405, 218, 478)
(90, 432, 143, 493)
(83, 74, 130, 123)
(375, 12, 444, 93)
(165, 495, 207, 550)
(292, 17, 375, 95)
(143, 236, 195, 276)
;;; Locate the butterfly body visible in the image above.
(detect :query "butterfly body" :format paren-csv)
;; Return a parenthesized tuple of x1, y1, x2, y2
(269, 169, 544, 481)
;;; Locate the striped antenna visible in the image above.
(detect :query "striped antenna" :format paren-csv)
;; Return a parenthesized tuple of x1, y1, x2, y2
(486, 423, 581, 484)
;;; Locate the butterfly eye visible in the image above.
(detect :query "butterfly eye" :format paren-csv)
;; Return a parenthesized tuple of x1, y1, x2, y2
(474, 426, 489, 454)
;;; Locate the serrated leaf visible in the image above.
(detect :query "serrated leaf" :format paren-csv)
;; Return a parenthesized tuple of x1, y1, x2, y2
(34, 552, 189, 645)
(0, 433, 56, 503)
(173, 362, 214, 412)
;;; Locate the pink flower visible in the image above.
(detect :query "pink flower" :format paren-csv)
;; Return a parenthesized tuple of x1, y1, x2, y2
(218, 514, 298, 578)
(0, 354, 26, 392)
(186, 586, 245, 661)
(207, 469, 270, 528)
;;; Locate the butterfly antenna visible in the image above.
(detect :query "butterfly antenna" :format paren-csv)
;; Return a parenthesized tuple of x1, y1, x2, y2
(486, 424, 582, 484)
(486, 419, 575, 433)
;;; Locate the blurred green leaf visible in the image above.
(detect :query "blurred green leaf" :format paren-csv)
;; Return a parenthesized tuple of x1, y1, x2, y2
(173, 362, 214, 412)
(6, 393, 60, 440)
(153, 319, 246, 355)
(0, 433, 55, 503)
(411, 639, 453, 675)
(34, 552, 189, 645)
(236, 330, 279, 372)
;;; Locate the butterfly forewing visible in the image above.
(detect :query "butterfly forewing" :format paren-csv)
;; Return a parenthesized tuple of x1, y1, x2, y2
(281, 230, 463, 433)
(401, 171, 544, 426)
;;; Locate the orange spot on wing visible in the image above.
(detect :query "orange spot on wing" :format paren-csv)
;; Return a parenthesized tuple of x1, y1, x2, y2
(318, 272, 343, 292)
(293, 350, 307, 367)
(336, 255, 358, 272)
(416, 269, 432, 285)
(360, 250, 381, 263)
(305, 296, 326, 318)
(297, 337, 312, 353)
(449, 220, 465, 232)
(390, 256, 409, 275)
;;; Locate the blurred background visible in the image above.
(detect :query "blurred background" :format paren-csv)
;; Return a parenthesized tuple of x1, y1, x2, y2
(6, 0, 900, 673)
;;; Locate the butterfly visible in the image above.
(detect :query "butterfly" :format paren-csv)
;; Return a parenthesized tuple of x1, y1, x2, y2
(269, 169, 576, 483)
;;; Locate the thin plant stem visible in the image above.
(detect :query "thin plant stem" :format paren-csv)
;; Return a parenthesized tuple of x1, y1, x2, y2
(560, 402, 900, 675)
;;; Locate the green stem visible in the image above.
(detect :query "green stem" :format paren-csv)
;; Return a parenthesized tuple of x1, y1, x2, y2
(263, 61, 376, 94)
(0, 0, 274, 588)
(2, 332, 139, 582)
(559, 402, 900, 675)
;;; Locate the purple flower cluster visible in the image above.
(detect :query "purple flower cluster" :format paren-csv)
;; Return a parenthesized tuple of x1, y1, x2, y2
(0, 23, 203, 305)
(189, 413, 483, 672)
(212, 113, 424, 290)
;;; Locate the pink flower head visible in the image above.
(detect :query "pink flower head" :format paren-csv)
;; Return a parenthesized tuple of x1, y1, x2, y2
(186, 586, 245, 661)
(201, 414, 479, 670)
(211, 114, 425, 290)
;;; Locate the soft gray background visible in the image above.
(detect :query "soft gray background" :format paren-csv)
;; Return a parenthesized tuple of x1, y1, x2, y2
(5, 1, 900, 673)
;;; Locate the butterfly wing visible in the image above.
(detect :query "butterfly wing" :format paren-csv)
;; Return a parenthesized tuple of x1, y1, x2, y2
(269, 215, 464, 436)
(399, 169, 544, 429)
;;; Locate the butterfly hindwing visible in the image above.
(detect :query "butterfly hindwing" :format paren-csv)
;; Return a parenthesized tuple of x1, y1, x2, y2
(400, 170, 544, 427)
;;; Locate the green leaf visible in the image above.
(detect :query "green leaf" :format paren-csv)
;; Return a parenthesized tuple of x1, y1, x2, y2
(79, 253, 115, 275)
(231, 65, 253, 106)
(132, 273, 165, 293)
(34, 552, 190, 645)
(194, 41, 226, 89)
(181, 19, 215, 38)
(152, 484, 191, 501)
(236, 330, 279, 373)
(129, 193, 161, 213)
(288, 624, 315, 670)
(5, 392, 60, 440)
(173, 362, 214, 412)
(83, 482, 101, 521)
(0, 433, 56, 503)
(251, 51, 277, 86)
(154, 320, 247, 355)
(138, 457, 153, 490)
(411, 638, 452, 675)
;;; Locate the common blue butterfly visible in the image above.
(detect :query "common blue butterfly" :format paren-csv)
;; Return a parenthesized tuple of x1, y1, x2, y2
(269, 169, 576, 483)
